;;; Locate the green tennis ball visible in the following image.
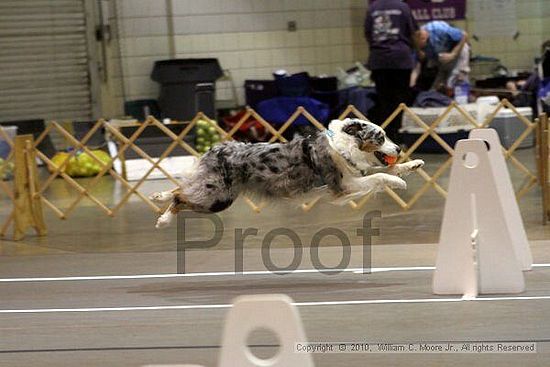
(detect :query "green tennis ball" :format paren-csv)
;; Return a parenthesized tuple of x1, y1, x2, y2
(197, 120, 209, 128)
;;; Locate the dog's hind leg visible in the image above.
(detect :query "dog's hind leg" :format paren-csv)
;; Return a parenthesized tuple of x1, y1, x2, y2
(156, 201, 178, 229)
(149, 187, 180, 204)
(155, 191, 191, 229)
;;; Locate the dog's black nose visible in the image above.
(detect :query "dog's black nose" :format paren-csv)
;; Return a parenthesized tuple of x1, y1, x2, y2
(396, 146, 401, 154)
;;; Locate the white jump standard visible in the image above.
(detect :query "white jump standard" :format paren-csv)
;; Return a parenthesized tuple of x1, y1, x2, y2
(433, 129, 533, 296)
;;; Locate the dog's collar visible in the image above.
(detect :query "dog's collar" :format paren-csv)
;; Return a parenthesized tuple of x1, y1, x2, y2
(325, 129, 336, 152)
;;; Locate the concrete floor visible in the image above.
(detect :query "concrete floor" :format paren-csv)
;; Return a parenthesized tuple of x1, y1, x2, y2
(0, 147, 549, 366)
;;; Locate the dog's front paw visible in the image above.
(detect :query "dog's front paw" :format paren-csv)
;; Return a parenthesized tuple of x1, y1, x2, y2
(367, 173, 407, 191)
(384, 176, 407, 190)
(407, 159, 424, 171)
(393, 159, 424, 176)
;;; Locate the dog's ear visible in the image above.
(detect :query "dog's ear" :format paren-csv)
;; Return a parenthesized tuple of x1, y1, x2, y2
(342, 121, 364, 136)
(342, 121, 382, 142)
(342, 120, 386, 151)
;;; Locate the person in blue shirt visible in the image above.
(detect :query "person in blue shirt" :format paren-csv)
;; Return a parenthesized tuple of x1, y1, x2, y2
(416, 21, 469, 90)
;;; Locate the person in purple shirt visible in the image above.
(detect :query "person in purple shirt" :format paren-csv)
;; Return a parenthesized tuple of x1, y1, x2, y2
(365, 0, 419, 141)
(417, 21, 469, 90)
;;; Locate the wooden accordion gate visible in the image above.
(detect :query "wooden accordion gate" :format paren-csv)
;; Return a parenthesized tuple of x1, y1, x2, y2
(0, 101, 542, 240)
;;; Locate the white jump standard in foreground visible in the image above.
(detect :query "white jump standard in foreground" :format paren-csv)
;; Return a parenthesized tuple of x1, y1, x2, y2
(434, 129, 533, 296)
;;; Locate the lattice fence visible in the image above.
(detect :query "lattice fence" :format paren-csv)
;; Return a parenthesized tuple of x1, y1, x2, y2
(0, 101, 542, 239)
(373, 98, 539, 209)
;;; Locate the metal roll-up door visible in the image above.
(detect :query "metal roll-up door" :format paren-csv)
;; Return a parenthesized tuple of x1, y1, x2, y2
(0, 0, 95, 122)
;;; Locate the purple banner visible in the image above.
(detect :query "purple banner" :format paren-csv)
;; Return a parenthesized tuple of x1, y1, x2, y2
(369, 0, 466, 21)
(407, 0, 466, 21)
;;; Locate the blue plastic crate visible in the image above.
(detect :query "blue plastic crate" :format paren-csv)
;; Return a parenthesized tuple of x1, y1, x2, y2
(0, 126, 17, 159)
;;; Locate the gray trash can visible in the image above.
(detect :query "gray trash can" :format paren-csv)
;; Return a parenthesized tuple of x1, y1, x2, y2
(151, 58, 223, 121)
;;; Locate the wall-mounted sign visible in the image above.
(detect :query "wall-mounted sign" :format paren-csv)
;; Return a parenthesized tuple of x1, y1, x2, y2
(407, 0, 466, 21)
(369, 0, 466, 21)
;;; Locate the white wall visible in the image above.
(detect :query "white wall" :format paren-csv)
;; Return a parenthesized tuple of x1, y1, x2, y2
(544, 0, 550, 48)
(463, 0, 546, 72)
(116, 0, 171, 101)
(109, 0, 367, 113)
(171, 0, 367, 104)
(104, 0, 548, 117)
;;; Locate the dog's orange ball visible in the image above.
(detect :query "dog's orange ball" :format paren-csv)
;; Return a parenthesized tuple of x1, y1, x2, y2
(385, 156, 397, 165)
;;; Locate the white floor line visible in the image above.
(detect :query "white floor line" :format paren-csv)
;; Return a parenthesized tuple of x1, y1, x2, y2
(2, 295, 550, 314)
(1, 264, 549, 283)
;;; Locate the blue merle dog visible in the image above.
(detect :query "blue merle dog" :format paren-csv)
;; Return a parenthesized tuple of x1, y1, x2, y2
(151, 118, 424, 228)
